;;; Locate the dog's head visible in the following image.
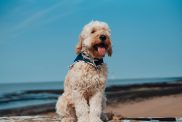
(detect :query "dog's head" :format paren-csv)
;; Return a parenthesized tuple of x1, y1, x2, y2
(75, 20, 112, 58)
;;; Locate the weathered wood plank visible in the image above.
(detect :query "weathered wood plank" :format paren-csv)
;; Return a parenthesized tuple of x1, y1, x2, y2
(0, 116, 181, 122)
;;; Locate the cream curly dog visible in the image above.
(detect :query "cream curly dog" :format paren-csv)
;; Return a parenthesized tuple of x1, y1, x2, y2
(56, 20, 112, 122)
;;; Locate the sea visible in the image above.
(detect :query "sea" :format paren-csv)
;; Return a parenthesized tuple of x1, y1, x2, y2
(0, 77, 181, 111)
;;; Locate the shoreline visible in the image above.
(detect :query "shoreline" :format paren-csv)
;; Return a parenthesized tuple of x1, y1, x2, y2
(0, 81, 182, 117)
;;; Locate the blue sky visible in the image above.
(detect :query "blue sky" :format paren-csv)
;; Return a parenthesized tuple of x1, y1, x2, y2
(0, 0, 182, 83)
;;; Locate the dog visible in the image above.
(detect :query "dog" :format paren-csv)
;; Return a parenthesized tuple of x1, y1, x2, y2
(56, 20, 112, 122)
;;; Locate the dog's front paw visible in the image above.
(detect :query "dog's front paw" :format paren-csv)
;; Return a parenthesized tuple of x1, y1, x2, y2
(90, 117, 103, 122)
(77, 116, 89, 122)
(61, 117, 75, 122)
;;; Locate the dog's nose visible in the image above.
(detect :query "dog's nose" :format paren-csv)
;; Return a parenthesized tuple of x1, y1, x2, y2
(99, 35, 106, 42)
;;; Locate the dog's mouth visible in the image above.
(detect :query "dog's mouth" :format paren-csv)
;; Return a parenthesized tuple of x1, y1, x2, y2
(93, 43, 107, 57)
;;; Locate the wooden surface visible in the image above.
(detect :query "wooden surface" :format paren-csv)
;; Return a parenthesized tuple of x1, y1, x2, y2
(0, 115, 181, 122)
(0, 115, 62, 122)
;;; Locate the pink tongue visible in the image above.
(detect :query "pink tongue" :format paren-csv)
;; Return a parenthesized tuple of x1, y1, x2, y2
(98, 47, 106, 56)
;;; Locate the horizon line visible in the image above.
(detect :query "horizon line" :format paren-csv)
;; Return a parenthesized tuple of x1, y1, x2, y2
(0, 76, 182, 84)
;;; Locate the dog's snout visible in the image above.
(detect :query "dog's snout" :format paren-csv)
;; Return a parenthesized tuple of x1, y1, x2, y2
(99, 35, 106, 42)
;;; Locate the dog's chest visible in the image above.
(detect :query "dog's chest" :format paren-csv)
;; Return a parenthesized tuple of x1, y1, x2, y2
(70, 61, 107, 90)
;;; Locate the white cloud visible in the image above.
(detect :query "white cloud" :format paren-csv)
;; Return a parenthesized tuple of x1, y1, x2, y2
(12, 1, 65, 32)
(11, 0, 83, 33)
(0, 0, 84, 45)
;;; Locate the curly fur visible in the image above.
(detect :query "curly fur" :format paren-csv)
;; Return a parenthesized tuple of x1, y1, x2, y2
(56, 20, 112, 122)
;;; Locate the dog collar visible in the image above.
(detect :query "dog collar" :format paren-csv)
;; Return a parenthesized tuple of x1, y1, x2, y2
(70, 53, 104, 68)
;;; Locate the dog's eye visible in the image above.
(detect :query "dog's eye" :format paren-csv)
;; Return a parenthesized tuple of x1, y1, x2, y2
(91, 29, 96, 34)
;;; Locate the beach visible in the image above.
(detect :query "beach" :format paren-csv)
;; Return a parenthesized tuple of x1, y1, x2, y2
(0, 79, 182, 121)
(105, 81, 182, 119)
(106, 94, 182, 118)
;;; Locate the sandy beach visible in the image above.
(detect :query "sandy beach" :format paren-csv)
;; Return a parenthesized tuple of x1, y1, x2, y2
(106, 94, 182, 118)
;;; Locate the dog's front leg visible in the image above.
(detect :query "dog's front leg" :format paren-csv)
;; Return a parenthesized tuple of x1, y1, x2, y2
(89, 91, 103, 122)
(73, 90, 89, 122)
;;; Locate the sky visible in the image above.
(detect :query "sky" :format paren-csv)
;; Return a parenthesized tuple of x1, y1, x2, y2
(0, 0, 182, 83)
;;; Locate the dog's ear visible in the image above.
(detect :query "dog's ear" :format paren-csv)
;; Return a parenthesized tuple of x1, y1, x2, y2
(107, 44, 112, 57)
(75, 36, 83, 54)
